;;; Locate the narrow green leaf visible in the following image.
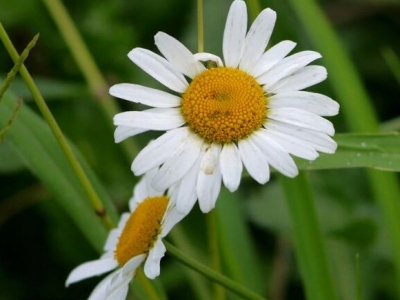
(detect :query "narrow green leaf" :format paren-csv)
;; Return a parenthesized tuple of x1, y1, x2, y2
(296, 132, 400, 171)
(281, 173, 338, 300)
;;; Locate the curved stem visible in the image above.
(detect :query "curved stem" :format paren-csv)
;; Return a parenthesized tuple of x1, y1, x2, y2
(165, 241, 267, 300)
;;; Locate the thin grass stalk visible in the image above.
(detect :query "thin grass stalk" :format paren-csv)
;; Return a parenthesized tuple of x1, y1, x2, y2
(0, 22, 114, 230)
(41, 0, 139, 158)
(287, 0, 400, 295)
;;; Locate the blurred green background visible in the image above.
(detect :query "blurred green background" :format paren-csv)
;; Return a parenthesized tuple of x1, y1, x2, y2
(1, 0, 400, 299)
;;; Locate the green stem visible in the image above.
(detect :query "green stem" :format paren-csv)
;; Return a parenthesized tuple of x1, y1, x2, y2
(0, 34, 36, 142)
(288, 0, 400, 296)
(280, 172, 337, 300)
(41, 0, 139, 158)
(0, 35, 38, 101)
(0, 22, 114, 230)
(165, 241, 267, 300)
(197, 0, 204, 53)
(356, 253, 362, 300)
(207, 210, 225, 300)
(247, 0, 262, 22)
(169, 227, 211, 300)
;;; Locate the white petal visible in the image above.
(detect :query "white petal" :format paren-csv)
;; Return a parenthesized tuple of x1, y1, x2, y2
(238, 138, 270, 184)
(104, 229, 120, 252)
(258, 51, 321, 88)
(130, 168, 161, 210)
(269, 91, 339, 116)
(66, 258, 118, 286)
(114, 126, 148, 143)
(152, 133, 204, 191)
(132, 127, 190, 175)
(106, 272, 131, 300)
(251, 131, 299, 177)
(239, 8, 277, 72)
(114, 108, 185, 131)
(269, 65, 327, 93)
(121, 254, 146, 276)
(223, 0, 247, 68)
(174, 154, 203, 214)
(155, 32, 205, 78)
(110, 83, 181, 108)
(88, 270, 116, 300)
(194, 53, 224, 67)
(197, 144, 223, 213)
(219, 143, 243, 192)
(250, 40, 297, 78)
(144, 240, 166, 279)
(262, 127, 319, 160)
(161, 206, 187, 237)
(268, 107, 335, 135)
(107, 285, 129, 300)
(265, 119, 337, 153)
(128, 48, 188, 93)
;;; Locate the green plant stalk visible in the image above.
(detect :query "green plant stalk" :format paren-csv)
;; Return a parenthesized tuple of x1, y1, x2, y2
(0, 35, 37, 101)
(207, 210, 226, 300)
(247, 0, 262, 22)
(41, 0, 139, 158)
(288, 0, 400, 295)
(356, 253, 362, 300)
(169, 227, 211, 300)
(165, 241, 267, 300)
(280, 173, 337, 300)
(197, 0, 204, 52)
(0, 22, 114, 230)
(0, 34, 36, 142)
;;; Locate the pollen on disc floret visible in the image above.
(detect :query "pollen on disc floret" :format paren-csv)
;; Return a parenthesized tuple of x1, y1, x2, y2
(181, 67, 267, 144)
(115, 196, 169, 266)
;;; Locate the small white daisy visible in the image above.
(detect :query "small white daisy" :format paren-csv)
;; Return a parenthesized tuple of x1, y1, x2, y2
(65, 169, 185, 300)
(110, 0, 339, 214)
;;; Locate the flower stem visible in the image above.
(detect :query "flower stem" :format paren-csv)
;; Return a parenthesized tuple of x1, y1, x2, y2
(165, 241, 267, 300)
(207, 210, 226, 300)
(41, 0, 139, 159)
(287, 0, 400, 296)
(197, 0, 204, 53)
(0, 22, 114, 230)
(280, 172, 337, 300)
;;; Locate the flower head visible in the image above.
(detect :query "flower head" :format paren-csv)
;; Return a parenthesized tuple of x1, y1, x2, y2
(66, 169, 184, 300)
(111, 0, 339, 214)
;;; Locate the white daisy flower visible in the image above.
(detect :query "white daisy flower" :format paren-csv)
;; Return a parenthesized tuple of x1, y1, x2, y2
(65, 169, 185, 300)
(110, 0, 339, 214)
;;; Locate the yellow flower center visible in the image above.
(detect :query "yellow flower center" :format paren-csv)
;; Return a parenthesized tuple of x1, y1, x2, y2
(115, 196, 169, 266)
(181, 67, 267, 143)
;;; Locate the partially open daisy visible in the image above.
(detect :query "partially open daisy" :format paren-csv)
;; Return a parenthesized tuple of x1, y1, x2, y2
(111, 0, 339, 214)
(65, 169, 184, 300)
